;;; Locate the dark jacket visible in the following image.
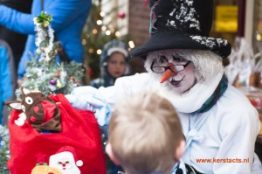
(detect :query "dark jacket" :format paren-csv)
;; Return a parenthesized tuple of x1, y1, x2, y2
(0, 40, 16, 124)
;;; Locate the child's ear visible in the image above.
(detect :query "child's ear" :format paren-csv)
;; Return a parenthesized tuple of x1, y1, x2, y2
(105, 143, 121, 165)
(174, 140, 186, 161)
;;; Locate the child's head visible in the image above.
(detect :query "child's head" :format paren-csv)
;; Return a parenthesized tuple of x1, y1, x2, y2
(100, 40, 129, 78)
(107, 51, 126, 78)
(106, 91, 185, 174)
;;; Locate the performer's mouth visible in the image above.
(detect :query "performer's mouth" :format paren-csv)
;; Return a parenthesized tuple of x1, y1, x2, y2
(170, 74, 184, 87)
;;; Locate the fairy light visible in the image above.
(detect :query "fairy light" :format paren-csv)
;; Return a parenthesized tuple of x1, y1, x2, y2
(97, 49, 102, 55)
(92, 29, 98, 34)
(115, 31, 120, 37)
(89, 48, 94, 53)
(96, 20, 102, 26)
(100, 11, 105, 17)
(105, 30, 111, 36)
(256, 33, 262, 41)
(128, 40, 135, 48)
(82, 39, 87, 45)
(101, 26, 107, 31)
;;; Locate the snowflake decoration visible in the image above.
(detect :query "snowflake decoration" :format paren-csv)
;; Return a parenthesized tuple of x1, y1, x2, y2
(190, 36, 228, 49)
(149, 0, 160, 33)
(167, 0, 200, 31)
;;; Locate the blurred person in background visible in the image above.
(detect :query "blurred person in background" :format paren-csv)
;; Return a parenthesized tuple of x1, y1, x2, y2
(0, 0, 91, 79)
(0, 40, 15, 124)
(0, 0, 32, 71)
(91, 40, 130, 88)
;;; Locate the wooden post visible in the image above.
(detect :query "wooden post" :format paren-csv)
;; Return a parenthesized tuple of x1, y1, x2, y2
(237, 0, 246, 37)
(244, 0, 255, 46)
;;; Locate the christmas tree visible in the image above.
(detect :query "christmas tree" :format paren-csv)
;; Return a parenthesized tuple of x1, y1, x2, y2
(0, 12, 86, 173)
(0, 125, 9, 174)
(20, 12, 84, 96)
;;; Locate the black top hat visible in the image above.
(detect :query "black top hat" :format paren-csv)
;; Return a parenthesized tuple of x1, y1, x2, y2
(131, 0, 231, 59)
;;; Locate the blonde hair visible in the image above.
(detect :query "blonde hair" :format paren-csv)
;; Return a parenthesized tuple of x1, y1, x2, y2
(108, 91, 184, 174)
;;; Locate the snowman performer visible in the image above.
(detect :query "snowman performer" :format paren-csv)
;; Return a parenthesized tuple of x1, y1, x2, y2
(67, 0, 262, 173)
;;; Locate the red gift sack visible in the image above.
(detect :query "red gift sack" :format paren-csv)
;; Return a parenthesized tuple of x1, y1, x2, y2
(8, 94, 106, 174)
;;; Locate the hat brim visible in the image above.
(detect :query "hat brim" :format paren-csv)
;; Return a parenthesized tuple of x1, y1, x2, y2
(131, 31, 231, 59)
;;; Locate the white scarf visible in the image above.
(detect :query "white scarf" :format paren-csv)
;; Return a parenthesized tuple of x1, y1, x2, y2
(159, 72, 224, 113)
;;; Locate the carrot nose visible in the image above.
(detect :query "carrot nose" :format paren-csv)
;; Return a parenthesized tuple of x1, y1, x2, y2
(160, 69, 173, 83)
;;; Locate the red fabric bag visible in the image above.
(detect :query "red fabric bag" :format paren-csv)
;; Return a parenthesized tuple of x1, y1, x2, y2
(8, 94, 106, 174)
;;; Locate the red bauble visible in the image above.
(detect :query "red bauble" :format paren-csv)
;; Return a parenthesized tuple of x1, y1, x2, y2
(118, 12, 126, 19)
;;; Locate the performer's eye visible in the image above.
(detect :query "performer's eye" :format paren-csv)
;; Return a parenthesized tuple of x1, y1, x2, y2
(25, 97, 33, 105)
(159, 55, 168, 63)
(172, 55, 185, 62)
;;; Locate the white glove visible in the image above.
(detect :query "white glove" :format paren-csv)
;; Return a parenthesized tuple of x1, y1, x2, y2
(66, 86, 112, 126)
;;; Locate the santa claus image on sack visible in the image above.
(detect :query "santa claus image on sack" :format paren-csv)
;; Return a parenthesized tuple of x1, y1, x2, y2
(49, 146, 83, 174)
(67, 0, 262, 173)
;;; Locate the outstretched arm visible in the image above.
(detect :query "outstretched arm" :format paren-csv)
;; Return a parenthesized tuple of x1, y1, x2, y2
(0, 0, 91, 34)
(0, 5, 34, 34)
(66, 73, 156, 128)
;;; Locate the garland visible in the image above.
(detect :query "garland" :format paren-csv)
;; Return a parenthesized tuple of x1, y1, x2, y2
(19, 12, 84, 96)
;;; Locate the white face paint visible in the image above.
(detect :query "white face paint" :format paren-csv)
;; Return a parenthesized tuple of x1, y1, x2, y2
(146, 50, 197, 94)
